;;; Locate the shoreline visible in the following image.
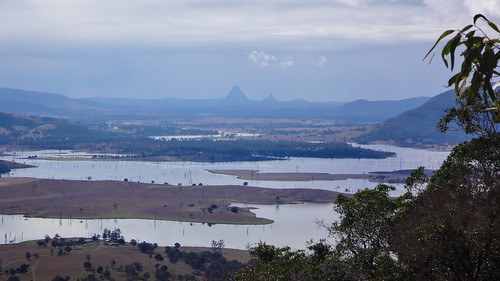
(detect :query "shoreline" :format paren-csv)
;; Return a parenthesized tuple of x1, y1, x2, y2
(0, 177, 341, 225)
(207, 169, 435, 184)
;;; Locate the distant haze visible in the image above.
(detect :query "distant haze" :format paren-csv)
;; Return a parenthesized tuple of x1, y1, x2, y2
(0, 1, 498, 101)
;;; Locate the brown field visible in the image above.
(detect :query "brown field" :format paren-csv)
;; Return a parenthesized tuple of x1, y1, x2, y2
(0, 239, 250, 281)
(0, 178, 341, 225)
(208, 169, 422, 184)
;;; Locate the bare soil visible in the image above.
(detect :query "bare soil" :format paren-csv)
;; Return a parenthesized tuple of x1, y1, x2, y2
(0, 178, 341, 225)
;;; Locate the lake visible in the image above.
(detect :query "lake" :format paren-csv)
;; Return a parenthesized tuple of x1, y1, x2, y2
(1, 203, 337, 250)
(0, 144, 449, 249)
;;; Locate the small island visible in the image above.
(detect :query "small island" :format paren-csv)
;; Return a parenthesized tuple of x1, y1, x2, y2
(0, 178, 341, 225)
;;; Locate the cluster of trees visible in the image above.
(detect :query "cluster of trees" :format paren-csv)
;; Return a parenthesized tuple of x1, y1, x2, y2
(102, 228, 125, 244)
(114, 138, 395, 162)
(165, 243, 244, 280)
(235, 136, 499, 280)
(0, 110, 397, 162)
(0, 162, 11, 175)
(233, 14, 500, 281)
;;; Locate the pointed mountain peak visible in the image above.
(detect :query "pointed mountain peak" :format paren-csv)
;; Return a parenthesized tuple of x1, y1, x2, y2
(262, 93, 278, 103)
(223, 86, 249, 102)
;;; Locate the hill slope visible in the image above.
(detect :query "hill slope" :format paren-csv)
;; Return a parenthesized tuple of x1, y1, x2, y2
(355, 89, 471, 145)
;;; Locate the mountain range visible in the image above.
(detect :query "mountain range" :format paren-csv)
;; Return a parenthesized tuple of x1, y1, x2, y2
(0, 86, 430, 123)
(0, 85, 472, 145)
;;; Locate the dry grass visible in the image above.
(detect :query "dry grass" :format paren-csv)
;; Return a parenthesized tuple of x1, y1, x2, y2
(0, 239, 250, 281)
(0, 178, 340, 225)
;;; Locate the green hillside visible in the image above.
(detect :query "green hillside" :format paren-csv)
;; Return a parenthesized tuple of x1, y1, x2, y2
(355, 90, 471, 146)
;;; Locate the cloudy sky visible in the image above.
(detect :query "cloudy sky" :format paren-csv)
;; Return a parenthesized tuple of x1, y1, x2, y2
(0, 0, 498, 101)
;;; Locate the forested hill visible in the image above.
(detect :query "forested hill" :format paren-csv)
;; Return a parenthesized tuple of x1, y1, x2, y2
(0, 111, 121, 149)
(355, 89, 471, 146)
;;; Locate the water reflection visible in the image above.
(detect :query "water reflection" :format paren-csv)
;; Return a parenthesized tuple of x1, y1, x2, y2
(1, 203, 336, 249)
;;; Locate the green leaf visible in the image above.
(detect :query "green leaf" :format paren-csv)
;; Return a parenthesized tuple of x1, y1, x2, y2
(488, 21, 500, 33)
(449, 36, 461, 70)
(460, 24, 474, 33)
(465, 30, 476, 39)
(447, 73, 460, 88)
(424, 29, 455, 61)
(473, 14, 488, 25)
(441, 34, 462, 70)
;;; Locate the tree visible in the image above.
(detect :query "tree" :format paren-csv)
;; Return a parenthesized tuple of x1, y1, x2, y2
(234, 242, 341, 281)
(211, 239, 224, 254)
(64, 246, 72, 255)
(25, 252, 31, 261)
(130, 239, 137, 247)
(391, 137, 500, 280)
(328, 184, 406, 280)
(425, 14, 500, 137)
(83, 261, 92, 271)
(154, 253, 164, 261)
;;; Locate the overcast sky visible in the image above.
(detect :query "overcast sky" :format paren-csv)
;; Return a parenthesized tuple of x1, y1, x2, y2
(0, 0, 498, 101)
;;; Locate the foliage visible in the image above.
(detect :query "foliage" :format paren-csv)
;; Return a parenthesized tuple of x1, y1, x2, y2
(164, 244, 244, 280)
(425, 14, 500, 136)
(330, 185, 407, 280)
(391, 137, 500, 280)
(233, 241, 346, 281)
(0, 163, 11, 175)
(137, 241, 157, 255)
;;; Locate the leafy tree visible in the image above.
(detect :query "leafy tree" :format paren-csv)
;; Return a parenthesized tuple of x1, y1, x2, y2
(130, 238, 137, 247)
(63, 246, 72, 255)
(154, 253, 164, 261)
(234, 242, 342, 281)
(425, 14, 500, 136)
(329, 184, 406, 280)
(391, 137, 500, 280)
(83, 261, 92, 271)
(211, 239, 225, 254)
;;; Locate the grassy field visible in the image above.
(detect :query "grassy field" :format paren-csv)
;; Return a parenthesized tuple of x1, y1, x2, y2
(0, 238, 250, 281)
(0, 178, 340, 225)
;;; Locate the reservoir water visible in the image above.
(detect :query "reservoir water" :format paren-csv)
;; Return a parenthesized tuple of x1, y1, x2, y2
(0, 144, 449, 249)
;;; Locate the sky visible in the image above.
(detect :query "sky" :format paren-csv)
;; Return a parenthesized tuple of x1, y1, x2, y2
(0, 0, 499, 102)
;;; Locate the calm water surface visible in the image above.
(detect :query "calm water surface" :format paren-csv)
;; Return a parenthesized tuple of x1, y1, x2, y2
(0, 145, 449, 248)
(1, 203, 336, 249)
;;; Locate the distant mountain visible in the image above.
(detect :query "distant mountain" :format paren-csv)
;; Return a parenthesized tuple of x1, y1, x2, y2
(0, 86, 429, 123)
(355, 89, 471, 146)
(221, 86, 249, 104)
(329, 97, 431, 123)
